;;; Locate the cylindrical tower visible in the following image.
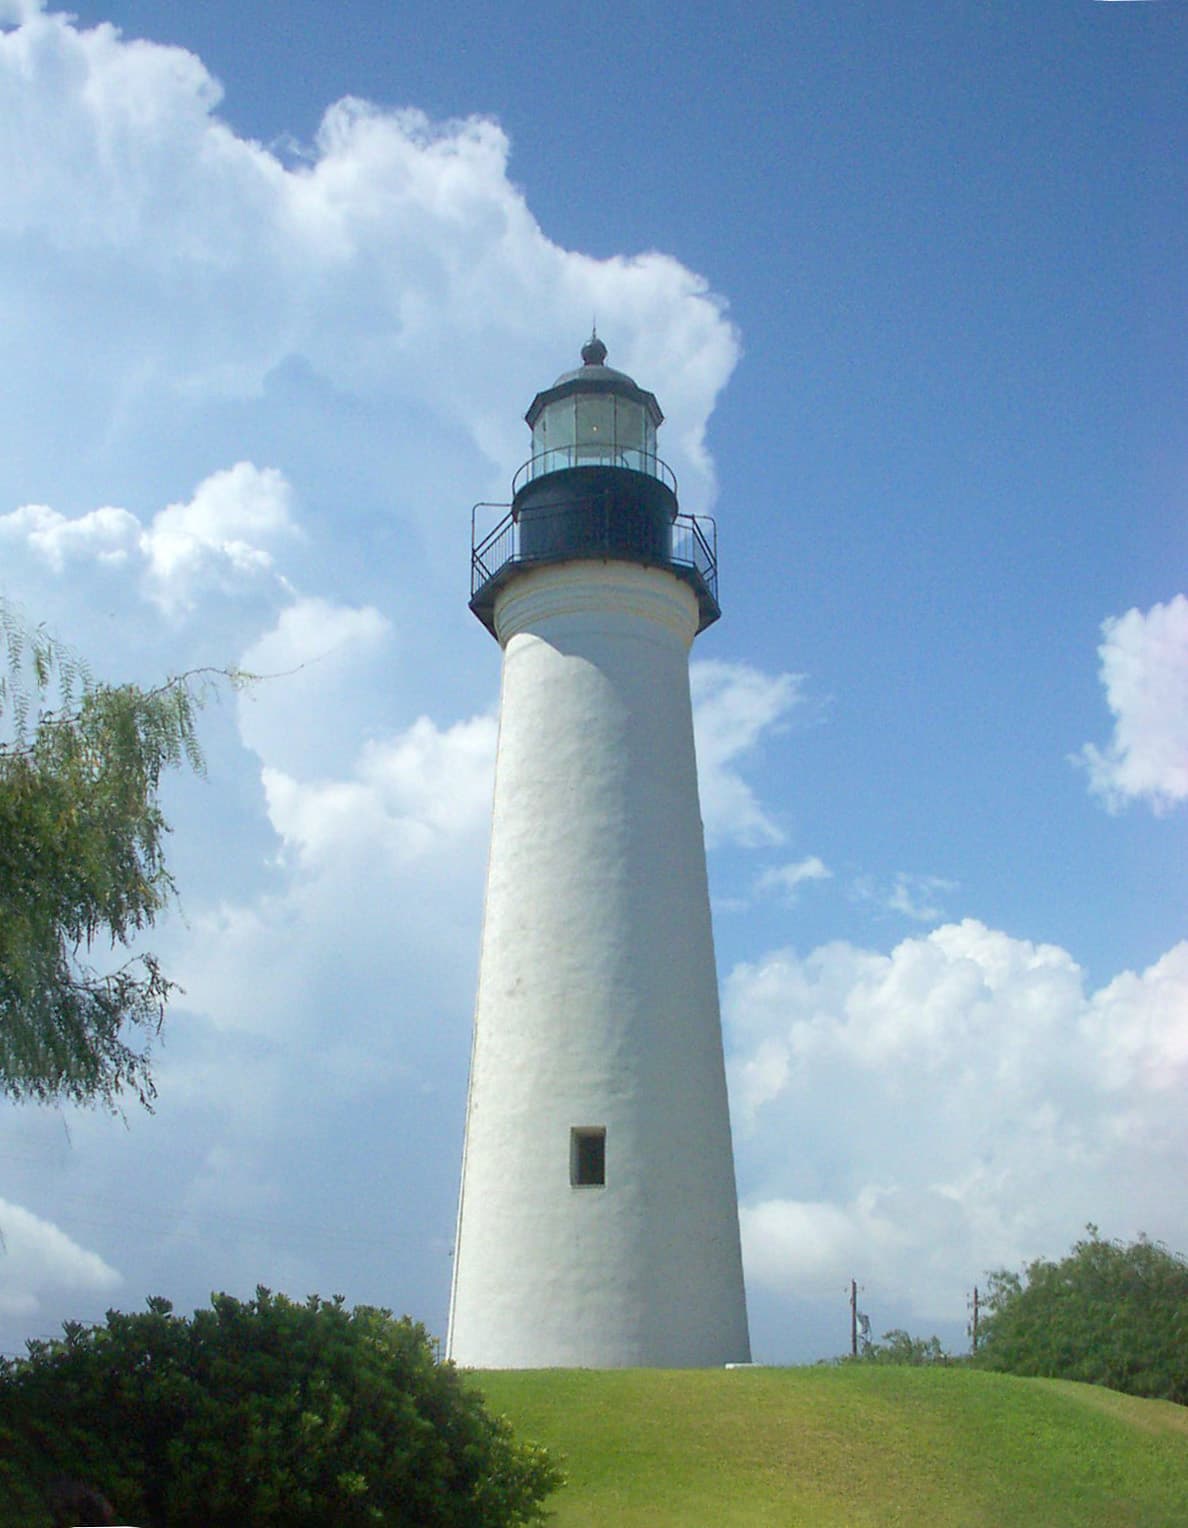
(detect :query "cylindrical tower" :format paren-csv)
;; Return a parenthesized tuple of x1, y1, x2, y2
(448, 338, 750, 1368)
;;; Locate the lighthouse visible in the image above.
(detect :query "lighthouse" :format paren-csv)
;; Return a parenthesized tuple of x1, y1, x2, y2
(447, 338, 751, 1368)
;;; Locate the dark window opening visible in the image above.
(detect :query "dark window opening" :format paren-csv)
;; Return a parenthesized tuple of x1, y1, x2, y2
(570, 1126, 606, 1187)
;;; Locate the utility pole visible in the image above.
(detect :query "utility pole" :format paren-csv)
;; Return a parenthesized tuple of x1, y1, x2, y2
(850, 1278, 858, 1358)
(970, 1284, 980, 1353)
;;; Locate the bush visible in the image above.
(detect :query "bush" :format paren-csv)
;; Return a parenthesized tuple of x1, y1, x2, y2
(974, 1227, 1188, 1404)
(844, 1329, 955, 1366)
(0, 1289, 560, 1527)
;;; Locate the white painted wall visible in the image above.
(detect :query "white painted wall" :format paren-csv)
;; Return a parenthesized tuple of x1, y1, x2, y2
(447, 560, 751, 1368)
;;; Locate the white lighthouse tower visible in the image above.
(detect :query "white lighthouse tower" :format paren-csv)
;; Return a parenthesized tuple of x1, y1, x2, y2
(447, 338, 750, 1368)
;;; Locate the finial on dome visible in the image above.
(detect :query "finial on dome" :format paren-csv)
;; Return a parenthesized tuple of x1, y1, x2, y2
(581, 329, 608, 367)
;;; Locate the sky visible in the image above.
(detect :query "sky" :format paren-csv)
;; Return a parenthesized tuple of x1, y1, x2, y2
(0, 0, 1185, 1365)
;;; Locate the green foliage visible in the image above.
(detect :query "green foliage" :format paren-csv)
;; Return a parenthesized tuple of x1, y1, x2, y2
(844, 1328, 956, 1366)
(0, 600, 219, 1107)
(0, 1290, 561, 1528)
(974, 1227, 1188, 1404)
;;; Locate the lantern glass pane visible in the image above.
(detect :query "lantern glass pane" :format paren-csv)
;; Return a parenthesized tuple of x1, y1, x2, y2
(575, 393, 614, 458)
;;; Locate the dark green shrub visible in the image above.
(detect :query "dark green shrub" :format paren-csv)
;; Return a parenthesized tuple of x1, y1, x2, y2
(0, 1289, 560, 1527)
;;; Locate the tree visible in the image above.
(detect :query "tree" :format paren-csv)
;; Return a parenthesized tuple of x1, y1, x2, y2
(0, 601, 217, 1107)
(974, 1227, 1188, 1404)
(0, 1290, 561, 1528)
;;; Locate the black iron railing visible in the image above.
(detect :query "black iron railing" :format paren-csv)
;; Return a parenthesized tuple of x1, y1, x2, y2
(512, 447, 678, 497)
(471, 503, 516, 594)
(470, 497, 720, 636)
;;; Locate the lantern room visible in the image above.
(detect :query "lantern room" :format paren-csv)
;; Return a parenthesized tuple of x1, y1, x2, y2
(522, 333, 664, 483)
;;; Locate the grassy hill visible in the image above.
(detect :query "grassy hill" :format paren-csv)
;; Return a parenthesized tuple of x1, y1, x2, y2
(475, 1366, 1188, 1526)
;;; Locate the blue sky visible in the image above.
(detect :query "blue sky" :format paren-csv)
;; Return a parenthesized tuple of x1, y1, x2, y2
(0, 0, 1185, 1363)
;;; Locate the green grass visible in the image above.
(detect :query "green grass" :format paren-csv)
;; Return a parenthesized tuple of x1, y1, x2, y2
(474, 1366, 1188, 1526)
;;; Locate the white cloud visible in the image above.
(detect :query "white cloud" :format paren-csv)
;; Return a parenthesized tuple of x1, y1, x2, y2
(0, 1198, 122, 1319)
(142, 464, 296, 613)
(727, 922, 1188, 1319)
(1078, 594, 1188, 813)
(235, 592, 494, 874)
(240, 597, 390, 681)
(691, 660, 802, 847)
(236, 597, 392, 778)
(0, 463, 297, 615)
(0, 502, 141, 570)
(756, 856, 832, 900)
(156, 633, 497, 1049)
(1082, 942, 1188, 1097)
(0, 7, 738, 505)
(262, 712, 497, 872)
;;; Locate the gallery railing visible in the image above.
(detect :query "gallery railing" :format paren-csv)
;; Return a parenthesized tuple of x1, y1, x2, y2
(512, 446, 678, 497)
(470, 497, 719, 634)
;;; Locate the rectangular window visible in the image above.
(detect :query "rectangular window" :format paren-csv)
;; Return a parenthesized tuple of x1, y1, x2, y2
(570, 1126, 606, 1187)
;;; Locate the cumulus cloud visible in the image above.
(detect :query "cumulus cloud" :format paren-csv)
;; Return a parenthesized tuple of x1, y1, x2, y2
(691, 660, 802, 847)
(142, 464, 296, 613)
(240, 597, 390, 681)
(0, 5, 737, 505)
(1082, 942, 1188, 1097)
(0, 502, 141, 570)
(1078, 594, 1188, 813)
(236, 597, 392, 778)
(727, 921, 1188, 1317)
(0, 463, 297, 614)
(0, 1198, 122, 1320)
(262, 713, 496, 872)
(159, 587, 496, 1050)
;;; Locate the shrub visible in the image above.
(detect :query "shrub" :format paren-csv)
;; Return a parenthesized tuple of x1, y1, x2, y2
(0, 1289, 560, 1527)
(844, 1329, 955, 1366)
